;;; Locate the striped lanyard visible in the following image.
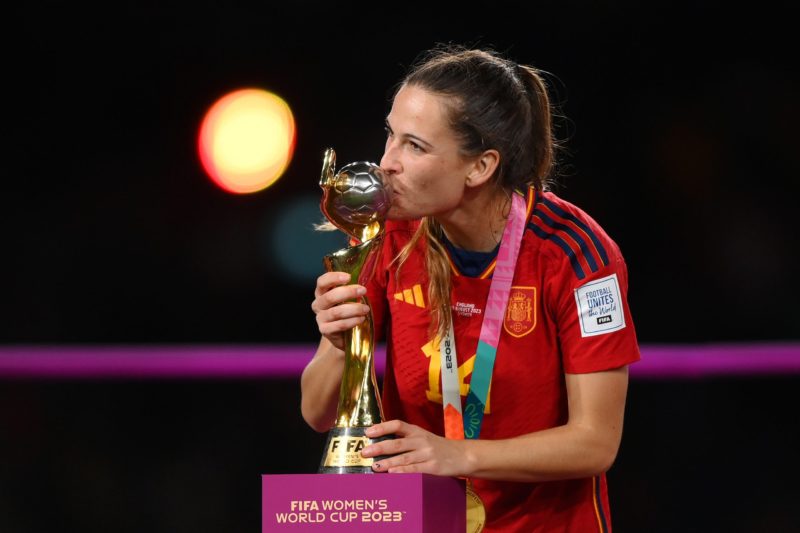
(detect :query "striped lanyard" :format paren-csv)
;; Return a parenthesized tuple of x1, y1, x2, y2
(439, 192, 527, 440)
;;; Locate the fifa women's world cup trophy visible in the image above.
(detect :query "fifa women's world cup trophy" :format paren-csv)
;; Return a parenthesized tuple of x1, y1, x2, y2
(318, 147, 395, 474)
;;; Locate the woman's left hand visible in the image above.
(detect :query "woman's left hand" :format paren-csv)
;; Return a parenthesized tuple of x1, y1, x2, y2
(361, 420, 470, 476)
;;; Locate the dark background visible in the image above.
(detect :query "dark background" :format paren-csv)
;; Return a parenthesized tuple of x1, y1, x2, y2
(2, 2, 799, 532)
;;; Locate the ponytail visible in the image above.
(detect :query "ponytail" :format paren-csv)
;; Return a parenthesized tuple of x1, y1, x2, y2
(517, 65, 556, 187)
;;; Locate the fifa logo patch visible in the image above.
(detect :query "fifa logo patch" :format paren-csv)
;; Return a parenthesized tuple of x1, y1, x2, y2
(504, 286, 537, 338)
(574, 273, 625, 337)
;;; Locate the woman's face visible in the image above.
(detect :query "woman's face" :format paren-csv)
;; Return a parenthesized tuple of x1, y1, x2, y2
(380, 84, 477, 220)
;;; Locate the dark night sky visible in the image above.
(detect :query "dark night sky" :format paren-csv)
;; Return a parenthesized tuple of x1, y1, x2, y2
(4, 2, 799, 344)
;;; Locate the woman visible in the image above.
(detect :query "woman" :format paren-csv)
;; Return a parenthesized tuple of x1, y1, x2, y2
(302, 45, 640, 532)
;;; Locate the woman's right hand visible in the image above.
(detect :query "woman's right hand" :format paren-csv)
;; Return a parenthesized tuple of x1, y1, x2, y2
(311, 272, 371, 351)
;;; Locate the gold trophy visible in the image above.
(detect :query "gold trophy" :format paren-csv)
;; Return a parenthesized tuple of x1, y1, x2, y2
(318, 147, 394, 474)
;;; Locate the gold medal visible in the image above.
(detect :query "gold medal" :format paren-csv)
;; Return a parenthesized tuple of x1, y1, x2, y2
(465, 483, 486, 533)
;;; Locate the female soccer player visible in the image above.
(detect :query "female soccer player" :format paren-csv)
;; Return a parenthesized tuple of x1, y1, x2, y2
(303, 45, 640, 532)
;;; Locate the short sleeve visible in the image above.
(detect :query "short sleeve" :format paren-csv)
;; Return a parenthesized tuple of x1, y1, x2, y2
(548, 239, 640, 374)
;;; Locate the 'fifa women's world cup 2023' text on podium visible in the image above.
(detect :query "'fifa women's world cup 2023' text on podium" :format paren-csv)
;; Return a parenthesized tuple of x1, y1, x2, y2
(317, 147, 394, 473)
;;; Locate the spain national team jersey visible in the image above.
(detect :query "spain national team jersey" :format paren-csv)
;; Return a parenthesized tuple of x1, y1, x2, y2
(364, 188, 640, 532)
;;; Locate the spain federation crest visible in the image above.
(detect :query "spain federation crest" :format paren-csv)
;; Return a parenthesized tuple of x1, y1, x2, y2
(504, 286, 537, 338)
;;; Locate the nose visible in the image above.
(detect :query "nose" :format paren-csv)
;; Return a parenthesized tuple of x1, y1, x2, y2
(380, 140, 401, 175)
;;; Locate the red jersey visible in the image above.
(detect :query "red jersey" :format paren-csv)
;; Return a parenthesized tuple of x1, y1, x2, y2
(365, 188, 640, 532)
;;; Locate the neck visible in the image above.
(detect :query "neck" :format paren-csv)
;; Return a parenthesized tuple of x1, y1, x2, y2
(436, 186, 511, 252)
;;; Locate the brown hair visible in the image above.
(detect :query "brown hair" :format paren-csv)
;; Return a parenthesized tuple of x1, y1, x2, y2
(393, 45, 559, 340)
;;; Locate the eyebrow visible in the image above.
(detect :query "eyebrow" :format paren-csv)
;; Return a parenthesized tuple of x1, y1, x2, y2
(385, 118, 433, 149)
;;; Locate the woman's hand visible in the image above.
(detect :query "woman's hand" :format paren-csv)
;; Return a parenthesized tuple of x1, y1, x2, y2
(361, 420, 471, 477)
(311, 272, 370, 351)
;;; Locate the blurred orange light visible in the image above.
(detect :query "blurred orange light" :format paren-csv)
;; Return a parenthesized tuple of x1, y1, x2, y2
(198, 88, 296, 194)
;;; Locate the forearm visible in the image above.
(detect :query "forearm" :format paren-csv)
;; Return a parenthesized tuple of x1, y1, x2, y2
(365, 367, 629, 481)
(462, 368, 628, 482)
(300, 337, 345, 432)
(462, 422, 620, 482)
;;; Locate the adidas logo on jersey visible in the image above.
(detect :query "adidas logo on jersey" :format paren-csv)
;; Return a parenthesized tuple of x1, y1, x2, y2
(394, 284, 425, 308)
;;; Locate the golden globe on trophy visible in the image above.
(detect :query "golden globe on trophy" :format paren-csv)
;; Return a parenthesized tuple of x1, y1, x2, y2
(317, 147, 394, 474)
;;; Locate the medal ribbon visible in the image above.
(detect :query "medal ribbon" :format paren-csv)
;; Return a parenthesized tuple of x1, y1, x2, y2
(439, 192, 527, 440)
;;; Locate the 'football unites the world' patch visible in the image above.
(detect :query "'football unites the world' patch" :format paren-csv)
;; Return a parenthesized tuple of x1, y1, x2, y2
(574, 273, 625, 337)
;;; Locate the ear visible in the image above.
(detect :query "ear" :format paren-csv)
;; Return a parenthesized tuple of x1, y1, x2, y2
(465, 149, 500, 188)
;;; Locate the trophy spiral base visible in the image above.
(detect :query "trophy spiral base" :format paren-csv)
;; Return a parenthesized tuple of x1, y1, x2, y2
(318, 426, 395, 474)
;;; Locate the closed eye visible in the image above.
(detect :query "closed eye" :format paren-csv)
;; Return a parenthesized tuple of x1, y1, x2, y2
(408, 140, 424, 152)
(385, 121, 428, 153)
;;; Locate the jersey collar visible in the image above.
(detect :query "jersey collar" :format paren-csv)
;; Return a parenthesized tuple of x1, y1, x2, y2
(444, 188, 536, 278)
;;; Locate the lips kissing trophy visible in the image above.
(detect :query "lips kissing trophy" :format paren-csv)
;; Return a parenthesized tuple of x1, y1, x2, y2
(318, 147, 394, 474)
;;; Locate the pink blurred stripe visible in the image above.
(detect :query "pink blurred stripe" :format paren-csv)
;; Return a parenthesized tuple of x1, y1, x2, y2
(631, 343, 800, 378)
(0, 343, 798, 379)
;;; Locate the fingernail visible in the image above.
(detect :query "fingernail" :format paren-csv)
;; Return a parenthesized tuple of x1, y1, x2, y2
(365, 426, 376, 436)
(361, 445, 373, 456)
(372, 463, 381, 470)
(357, 287, 366, 295)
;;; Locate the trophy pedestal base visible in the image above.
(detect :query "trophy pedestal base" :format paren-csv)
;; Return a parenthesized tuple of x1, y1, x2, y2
(319, 426, 394, 474)
(262, 473, 465, 532)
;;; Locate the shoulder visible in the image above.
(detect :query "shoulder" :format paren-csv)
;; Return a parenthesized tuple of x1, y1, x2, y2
(527, 190, 624, 283)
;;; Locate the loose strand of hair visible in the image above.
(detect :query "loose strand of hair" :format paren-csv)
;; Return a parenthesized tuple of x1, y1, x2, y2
(391, 217, 452, 342)
(423, 218, 452, 342)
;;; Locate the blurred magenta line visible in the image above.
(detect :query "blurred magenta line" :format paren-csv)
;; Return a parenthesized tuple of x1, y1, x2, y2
(0, 343, 798, 379)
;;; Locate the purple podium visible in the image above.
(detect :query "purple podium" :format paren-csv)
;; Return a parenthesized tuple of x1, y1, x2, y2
(262, 474, 465, 532)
